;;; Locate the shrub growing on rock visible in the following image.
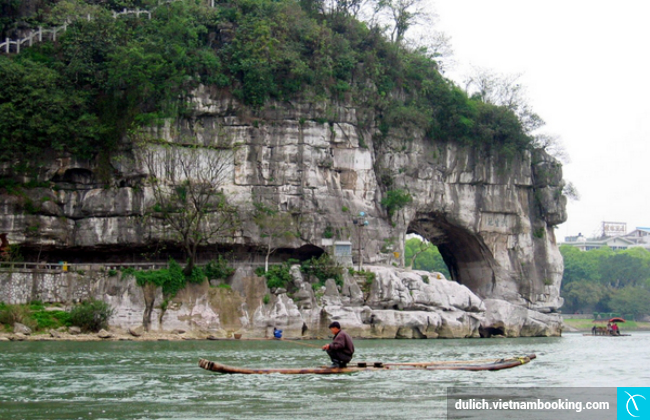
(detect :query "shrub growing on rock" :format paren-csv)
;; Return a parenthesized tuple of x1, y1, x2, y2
(69, 299, 114, 333)
(256, 264, 292, 290)
(300, 253, 344, 287)
(0, 303, 35, 330)
(204, 256, 235, 281)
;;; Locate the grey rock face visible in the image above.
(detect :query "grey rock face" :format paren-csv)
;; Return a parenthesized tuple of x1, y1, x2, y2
(14, 322, 32, 335)
(97, 329, 112, 339)
(0, 94, 568, 335)
(11, 333, 27, 341)
(129, 326, 145, 337)
(481, 298, 563, 337)
(0, 265, 562, 337)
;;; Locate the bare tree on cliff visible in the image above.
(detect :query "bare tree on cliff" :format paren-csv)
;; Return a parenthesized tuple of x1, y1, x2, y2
(463, 68, 545, 134)
(463, 67, 571, 164)
(252, 204, 297, 272)
(372, 0, 431, 44)
(138, 142, 238, 276)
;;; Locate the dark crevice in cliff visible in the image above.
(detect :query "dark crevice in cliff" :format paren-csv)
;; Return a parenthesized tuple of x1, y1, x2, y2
(19, 243, 325, 266)
(479, 325, 505, 338)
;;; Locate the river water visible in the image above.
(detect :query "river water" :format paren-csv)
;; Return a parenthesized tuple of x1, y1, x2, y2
(1, 332, 648, 420)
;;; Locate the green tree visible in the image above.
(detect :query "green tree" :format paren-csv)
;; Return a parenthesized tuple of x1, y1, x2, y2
(381, 189, 412, 219)
(560, 244, 612, 285)
(1, 0, 537, 171)
(301, 253, 344, 287)
(405, 237, 432, 268)
(561, 280, 608, 313)
(204, 256, 235, 281)
(599, 248, 650, 288)
(404, 237, 450, 278)
(560, 246, 650, 315)
(69, 299, 114, 332)
(609, 286, 650, 319)
(0, 56, 107, 161)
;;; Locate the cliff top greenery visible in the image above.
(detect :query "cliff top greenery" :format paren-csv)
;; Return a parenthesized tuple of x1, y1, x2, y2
(1, 0, 533, 163)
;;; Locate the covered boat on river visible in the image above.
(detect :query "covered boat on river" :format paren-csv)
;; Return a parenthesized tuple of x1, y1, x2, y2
(587, 317, 631, 336)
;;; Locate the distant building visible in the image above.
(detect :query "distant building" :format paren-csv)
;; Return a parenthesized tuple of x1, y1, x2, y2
(601, 221, 627, 237)
(625, 227, 650, 244)
(322, 239, 353, 266)
(562, 226, 650, 251)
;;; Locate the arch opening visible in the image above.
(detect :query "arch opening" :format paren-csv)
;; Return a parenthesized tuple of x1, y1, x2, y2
(407, 213, 497, 299)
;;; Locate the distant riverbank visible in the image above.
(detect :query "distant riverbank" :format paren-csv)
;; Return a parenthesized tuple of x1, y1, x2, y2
(5, 319, 649, 341)
(562, 318, 650, 332)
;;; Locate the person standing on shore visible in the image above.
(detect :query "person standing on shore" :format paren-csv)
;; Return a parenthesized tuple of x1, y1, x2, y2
(322, 321, 354, 368)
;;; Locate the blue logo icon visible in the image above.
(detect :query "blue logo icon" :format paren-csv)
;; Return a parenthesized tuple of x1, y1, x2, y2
(618, 388, 650, 418)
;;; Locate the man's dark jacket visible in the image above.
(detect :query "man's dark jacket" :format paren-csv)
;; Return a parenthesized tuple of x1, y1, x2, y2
(329, 330, 354, 362)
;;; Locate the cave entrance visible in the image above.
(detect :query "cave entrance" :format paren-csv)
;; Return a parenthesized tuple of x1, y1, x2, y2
(407, 213, 497, 298)
(275, 244, 325, 261)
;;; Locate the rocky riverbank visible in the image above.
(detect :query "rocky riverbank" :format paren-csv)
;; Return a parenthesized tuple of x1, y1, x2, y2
(0, 327, 264, 342)
(1, 264, 564, 340)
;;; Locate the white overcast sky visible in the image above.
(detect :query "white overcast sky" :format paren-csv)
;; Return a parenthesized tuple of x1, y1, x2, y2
(429, 0, 650, 240)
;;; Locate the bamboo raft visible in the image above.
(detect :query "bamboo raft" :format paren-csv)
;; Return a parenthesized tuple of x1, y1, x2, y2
(198, 354, 536, 375)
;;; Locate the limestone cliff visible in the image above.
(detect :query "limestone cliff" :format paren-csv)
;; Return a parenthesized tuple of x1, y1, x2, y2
(0, 264, 563, 337)
(0, 91, 567, 336)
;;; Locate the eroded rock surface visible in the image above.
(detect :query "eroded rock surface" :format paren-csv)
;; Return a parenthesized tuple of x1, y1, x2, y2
(0, 265, 562, 337)
(0, 94, 567, 336)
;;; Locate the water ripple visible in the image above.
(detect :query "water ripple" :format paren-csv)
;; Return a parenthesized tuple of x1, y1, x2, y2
(0, 333, 647, 419)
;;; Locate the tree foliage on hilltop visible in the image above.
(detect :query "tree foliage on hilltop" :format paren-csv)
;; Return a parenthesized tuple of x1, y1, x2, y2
(1, 0, 534, 164)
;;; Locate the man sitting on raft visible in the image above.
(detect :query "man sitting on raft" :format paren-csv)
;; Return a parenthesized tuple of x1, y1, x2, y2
(322, 321, 355, 368)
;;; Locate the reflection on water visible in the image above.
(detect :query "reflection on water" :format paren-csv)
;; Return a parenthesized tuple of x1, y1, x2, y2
(1, 333, 648, 420)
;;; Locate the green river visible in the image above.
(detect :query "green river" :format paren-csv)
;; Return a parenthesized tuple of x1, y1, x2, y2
(1, 332, 648, 419)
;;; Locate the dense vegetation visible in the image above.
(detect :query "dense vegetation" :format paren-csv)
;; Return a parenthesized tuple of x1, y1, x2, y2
(69, 298, 114, 332)
(0, 301, 70, 332)
(403, 237, 450, 278)
(124, 257, 234, 298)
(255, 254, 344, 291)
(0, 299, 115, 333)
(1, 0, 534, 165)
(0, 299, 114, 333)
(560, 245, 650, 319)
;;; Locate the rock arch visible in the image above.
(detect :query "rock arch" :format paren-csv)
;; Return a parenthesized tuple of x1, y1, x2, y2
(407, 213, 498, 299)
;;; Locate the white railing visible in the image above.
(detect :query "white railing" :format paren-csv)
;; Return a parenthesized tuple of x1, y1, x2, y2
(0, 261, 168, 272)
(1, 22, 70, 54)
(111, 8, 152, 20)
(0, 0, 189, 54)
